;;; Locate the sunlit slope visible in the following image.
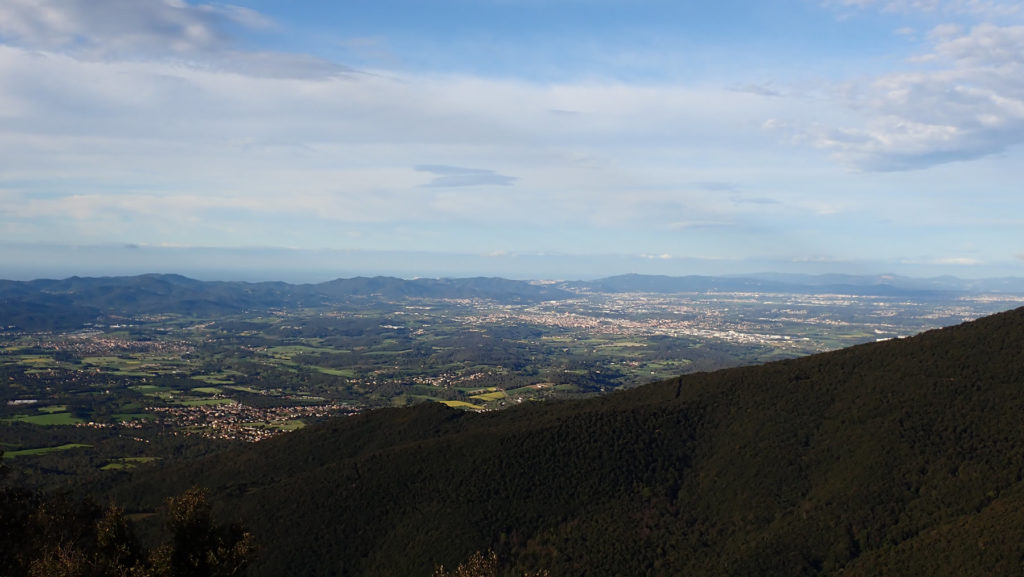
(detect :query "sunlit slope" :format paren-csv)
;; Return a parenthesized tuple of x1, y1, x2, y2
(109, 306, 1024, 576)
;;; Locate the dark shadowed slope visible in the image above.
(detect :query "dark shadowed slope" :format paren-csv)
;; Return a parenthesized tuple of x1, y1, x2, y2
(106, 306, 1024, 576)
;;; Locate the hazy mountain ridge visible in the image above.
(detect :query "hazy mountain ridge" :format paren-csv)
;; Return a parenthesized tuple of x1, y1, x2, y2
(4, 272, 1023, 332)
(100, 305, 1024, 576)
(575, 272, 1024, 294)
(0, 274, 572, 331)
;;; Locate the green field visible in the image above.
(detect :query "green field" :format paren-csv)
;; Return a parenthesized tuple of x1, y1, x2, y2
(469, 391, 506, 402)
(3, 412, 85, 425)
(15, 355, 60, 365)
(312, 366, 355, 377)
(37, 404, 69, 413)
(191, 387, 223, 394)
(145, 390, 183, 400)
(224, 385, 262, 394)
(1, 282, 1001, 466)
(82, 356, 136, 366)
(265, 345, 338, 358)
(439, 400, 485, 410)
(100, 457, 161, 470)
(4, 443, 91, 458)
(131, 384, 171, 393)
(176, 398, 235, 407)
(78, 356, 171, 377)
(193, 371, 242, 384)
(193, 377, 234, 384)
(505, 385, 551, 396)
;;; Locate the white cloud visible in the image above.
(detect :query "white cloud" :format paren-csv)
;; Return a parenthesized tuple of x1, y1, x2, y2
(943, 0, 1021, 18)
(791, 255, 850, 263)
(815, 24, 1024, 170)
(933, 23, 1024, 66)
(669, 220, 735, 229)
(0, 34, 794, 242)
(0, 0, 244, 54)
(0, 0, 345, 79)
(0, 0, 802, 246)
(729, 82, 784, 97)
(937, 256, 983, 265)
(894, 26, 918, 39)
(826, 0, 1021, 18)
(0, 0, 1016, 272)
(901, 256, 985, 265)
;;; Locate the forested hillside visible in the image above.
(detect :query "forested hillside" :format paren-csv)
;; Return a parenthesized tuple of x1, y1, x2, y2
(95, 305, 1024, 576)
(0, 274, 571, 331)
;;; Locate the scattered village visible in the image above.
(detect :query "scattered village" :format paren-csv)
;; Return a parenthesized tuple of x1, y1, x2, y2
(5, 289, 1018, 445)
(148, 401, 357, 442)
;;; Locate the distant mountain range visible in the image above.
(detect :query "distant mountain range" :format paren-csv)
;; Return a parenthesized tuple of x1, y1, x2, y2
(573, 272, 1024, 294)
(2, 272, 1024, 332)
(103, 305, 1024, 576)
(0, 274, 571, 330)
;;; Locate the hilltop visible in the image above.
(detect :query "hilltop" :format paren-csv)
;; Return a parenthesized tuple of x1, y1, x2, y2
(98, 305, 1024, 576)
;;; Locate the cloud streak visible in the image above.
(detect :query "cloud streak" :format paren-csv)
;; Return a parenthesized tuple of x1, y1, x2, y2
(415, 165, 518, 187)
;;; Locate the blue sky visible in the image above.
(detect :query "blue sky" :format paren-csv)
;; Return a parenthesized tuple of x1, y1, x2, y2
(1, 0, 1023, 280)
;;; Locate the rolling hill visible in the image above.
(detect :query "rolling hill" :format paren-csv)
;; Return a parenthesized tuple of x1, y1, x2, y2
(6, 272, 1022, 332)
(0, 274, 572, 331)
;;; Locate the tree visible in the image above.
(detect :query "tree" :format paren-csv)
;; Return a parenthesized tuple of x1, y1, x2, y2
(94, 505, 143, 575)
(149, 487, 253, 577)
(432, 550, 499, 577)
(0, 480, 251, 577)
(432, 550, 549, 577)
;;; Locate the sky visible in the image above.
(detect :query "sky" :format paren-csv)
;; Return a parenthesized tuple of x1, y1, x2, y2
(1, 0, 1023, 281)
